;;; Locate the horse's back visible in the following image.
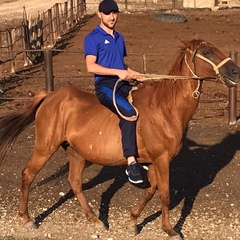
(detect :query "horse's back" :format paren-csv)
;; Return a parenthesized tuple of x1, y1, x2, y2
(52, 86, 98, 104)
(38, 86, 100, 112)
(36, 85, 115, 126)
(34, 86, 123, 162)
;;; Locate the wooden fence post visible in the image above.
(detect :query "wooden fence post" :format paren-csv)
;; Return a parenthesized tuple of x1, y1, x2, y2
(55, 3, 61, 39)
(44, 47, 54, 92)
(228, 51, 238, 125)
(125, 0, 128, 12)
(69, 0, 74, 27)
(64, 2, 69, 30)
(0, 31, 2, 75)
(48, 9, 54, 46)
(142, 53, 146, 73)
(6, 29, 15, 73)
(80, 0, 86, 17)
(21, 24, 29, 67)
(172, 0, 177, 10)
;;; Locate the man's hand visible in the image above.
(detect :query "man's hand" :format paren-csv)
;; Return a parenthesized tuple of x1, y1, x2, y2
(117, 69, 132, 80)
(127, 68, 144, 82)
(131, 74, 144, 82)
(117, 69, 143, 82)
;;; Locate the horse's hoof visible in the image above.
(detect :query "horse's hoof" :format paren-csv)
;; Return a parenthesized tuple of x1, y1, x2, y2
(168, 235, 182, 240)
(94, 222, 107, 231)
(24, 221, 38, 229)
(126, 225, 139, 235)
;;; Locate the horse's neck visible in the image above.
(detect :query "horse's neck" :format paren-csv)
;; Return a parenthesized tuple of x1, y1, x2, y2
(170, 66, 202, 124)
(134, 77, 201, 130)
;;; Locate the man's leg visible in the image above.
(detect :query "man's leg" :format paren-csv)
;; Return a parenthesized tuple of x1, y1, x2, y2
(96, 86, 143, 184)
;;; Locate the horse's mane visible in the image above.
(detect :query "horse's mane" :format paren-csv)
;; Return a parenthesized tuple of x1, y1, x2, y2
(140, 39, 206, 108)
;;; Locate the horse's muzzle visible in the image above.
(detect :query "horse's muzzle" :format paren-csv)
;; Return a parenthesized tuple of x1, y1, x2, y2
(220, 64, 240, 88)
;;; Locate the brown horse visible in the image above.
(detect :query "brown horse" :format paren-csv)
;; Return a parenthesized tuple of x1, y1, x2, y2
(0, 39, 239, 240)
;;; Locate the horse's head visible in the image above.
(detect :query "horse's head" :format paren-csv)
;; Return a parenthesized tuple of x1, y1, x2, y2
(183, 39, 240, 87)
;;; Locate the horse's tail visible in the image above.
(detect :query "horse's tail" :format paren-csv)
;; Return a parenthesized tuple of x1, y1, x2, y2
(0, 91, 47, 166)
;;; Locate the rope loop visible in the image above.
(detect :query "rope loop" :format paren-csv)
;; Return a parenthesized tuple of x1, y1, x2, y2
(113, 78, 139, 122)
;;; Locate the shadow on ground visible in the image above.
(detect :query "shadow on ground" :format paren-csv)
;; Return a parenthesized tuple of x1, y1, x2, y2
(33, 130, 240, 239)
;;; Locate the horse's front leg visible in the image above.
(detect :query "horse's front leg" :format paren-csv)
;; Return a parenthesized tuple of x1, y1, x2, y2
(128, 164, 157, 234)
(66, 147, 106, 230)
(154, 156, 181, 239)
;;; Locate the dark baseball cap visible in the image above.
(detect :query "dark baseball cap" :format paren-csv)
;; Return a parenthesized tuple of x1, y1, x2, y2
(99, 0, 119, 14)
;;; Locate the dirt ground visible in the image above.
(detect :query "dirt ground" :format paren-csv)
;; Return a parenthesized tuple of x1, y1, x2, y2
(1, 4, 240, 240)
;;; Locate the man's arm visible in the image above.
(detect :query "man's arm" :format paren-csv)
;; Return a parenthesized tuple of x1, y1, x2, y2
(86, 55, 120, 76)
(86, 55, 142, 81)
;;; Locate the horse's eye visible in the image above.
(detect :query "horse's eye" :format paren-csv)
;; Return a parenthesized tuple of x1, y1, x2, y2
(203, 50, 210, 56)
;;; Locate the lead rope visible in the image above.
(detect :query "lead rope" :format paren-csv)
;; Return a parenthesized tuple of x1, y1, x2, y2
(113, 78, 139, 121)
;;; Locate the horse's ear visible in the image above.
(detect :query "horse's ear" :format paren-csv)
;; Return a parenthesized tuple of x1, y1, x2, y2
(179, 33, 200, 47)
(192, 34, 199, 40)
(179, 38, 191, 47)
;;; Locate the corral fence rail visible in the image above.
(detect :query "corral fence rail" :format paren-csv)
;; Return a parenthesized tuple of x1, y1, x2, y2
(41, 48, 239, 125)
(0, 0, 239, 124)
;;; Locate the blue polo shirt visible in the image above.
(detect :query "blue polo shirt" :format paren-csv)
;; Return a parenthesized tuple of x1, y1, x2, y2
(84, 25, 127, 82)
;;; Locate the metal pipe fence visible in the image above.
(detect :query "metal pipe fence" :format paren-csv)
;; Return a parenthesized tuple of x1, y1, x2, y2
(0, 0, 238, 124)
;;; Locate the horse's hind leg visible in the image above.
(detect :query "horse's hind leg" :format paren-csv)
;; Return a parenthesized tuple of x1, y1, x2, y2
(66, 146, 106, 230)
(19, 148, 58, 228)
(128, 164, 157, 234)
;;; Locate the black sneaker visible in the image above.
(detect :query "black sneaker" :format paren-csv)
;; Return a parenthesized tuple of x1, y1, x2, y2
(125, 162, 143, 184)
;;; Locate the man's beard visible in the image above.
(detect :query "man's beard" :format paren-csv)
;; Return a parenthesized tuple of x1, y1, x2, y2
(102, 19, 116, 30)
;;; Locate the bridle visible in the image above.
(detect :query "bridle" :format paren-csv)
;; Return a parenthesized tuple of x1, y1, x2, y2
(186, 47, 232, 77)
(184, 44, 232, 99)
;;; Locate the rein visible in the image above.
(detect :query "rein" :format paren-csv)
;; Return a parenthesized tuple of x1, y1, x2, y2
(113, 46, 232, 121)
